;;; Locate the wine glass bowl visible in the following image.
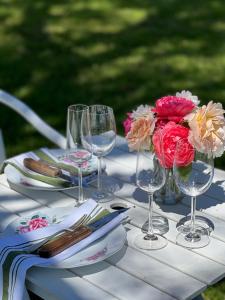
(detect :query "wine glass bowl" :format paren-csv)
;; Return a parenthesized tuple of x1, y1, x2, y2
(60, 104, 93, 204)
(173, 139, 214, 248)
(91, 130, 116, 157)
(136, 153, 165, 193)
(87, 105, 117, 201)
(174, 158, 214, 197)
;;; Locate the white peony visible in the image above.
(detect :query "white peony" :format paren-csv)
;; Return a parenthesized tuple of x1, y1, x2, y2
(131, 105, 154, 119)
(176, 90, 200, 106)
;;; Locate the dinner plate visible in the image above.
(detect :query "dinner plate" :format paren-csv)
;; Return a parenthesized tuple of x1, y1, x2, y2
(4, 149, 101, 191)
(5, 164, 71, 191)
(2, 206, 126, 268)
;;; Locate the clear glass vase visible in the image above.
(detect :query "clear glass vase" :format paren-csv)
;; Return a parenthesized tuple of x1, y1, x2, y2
(155, 168, 183, 205)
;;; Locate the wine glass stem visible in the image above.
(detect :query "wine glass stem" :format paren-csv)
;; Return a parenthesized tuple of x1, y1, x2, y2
(78, 166, 83, 203)
(190, 196, 196, 233)
(97, 156, 102, 191)
(147, 192, 155, 237)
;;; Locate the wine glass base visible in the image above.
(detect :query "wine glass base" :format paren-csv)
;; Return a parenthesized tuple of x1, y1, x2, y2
(92, 175, 121, 203)
(134, 233, 168, 250)
(176, 227, 210, 249)
(176, 215, 214, 235)
(142, 215, 169, 235)
(92, 190, 114, 203)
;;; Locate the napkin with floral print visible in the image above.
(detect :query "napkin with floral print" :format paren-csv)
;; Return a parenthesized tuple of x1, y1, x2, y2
(0, 199, 126, 300)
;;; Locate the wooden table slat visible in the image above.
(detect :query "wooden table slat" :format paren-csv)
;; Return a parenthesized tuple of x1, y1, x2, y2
(27, 267, 119, 300)
(0, 178, 203, 300)
(0, 179, 176, 300)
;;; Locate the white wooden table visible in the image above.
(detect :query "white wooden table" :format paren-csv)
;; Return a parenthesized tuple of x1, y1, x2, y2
(0, 136, 225, 300)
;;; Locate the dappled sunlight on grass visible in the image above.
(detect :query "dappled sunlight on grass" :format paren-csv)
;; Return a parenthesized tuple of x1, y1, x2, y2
(0, 0, 225, 172)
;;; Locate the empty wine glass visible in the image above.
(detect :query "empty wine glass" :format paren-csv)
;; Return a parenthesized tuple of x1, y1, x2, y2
(173, 139, 214, 248)
(134, 144, 167, 250)
(61, 104, 92, 204)
(88, 105, 116, 202)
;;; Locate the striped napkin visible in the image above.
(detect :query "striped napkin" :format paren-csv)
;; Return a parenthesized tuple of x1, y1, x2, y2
(0, 199, 126, 300)
(1, 148, 98, 188)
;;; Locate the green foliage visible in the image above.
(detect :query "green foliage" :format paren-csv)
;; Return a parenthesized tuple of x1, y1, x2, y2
(176, 164, 192, 180)
(0, 0, 225, 171)
(1, 1, 225, 298)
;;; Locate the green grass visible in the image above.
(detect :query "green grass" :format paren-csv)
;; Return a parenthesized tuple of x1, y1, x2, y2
(1, 1, 225, 298)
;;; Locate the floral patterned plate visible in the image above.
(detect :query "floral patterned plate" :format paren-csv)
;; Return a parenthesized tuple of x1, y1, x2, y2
(3, 207, 126, 268)
(4, 149, 104, 191)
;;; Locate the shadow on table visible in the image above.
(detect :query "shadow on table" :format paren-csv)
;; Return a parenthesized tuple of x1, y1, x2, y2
(132, 178, 225, 211)
(70, 244, 128, 276)
(131, 178, 225, 238)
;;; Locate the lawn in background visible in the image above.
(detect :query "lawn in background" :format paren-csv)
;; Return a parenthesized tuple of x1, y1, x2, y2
(0, 1, 225, 298)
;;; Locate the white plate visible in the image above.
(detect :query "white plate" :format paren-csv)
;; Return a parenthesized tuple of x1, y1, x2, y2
(4, 149, 100, 191)
(3, 207, 126, 268)
(4, 164, 74, 191)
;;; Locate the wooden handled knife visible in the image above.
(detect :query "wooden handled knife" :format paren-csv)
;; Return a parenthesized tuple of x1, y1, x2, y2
(36, 208, 128, 258)
(23, 158, 73, 183)
(24, 158, 62, 177)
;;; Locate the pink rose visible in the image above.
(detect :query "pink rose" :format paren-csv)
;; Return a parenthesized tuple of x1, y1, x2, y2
(28, 218, 49, 231)
(153, 122, 194, 168)
(153, 96, 195, 123)
(123, 113, 132, 135)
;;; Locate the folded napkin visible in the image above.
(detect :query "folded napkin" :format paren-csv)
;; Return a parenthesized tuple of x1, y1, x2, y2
(1, 148, 98, 188)
(0, 199, 126, 300)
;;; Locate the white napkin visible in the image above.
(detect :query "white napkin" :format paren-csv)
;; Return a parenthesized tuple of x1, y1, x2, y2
(0, 200, 126, 300)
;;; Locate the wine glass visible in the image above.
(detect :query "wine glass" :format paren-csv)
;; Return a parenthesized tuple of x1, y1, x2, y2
(134, 146, 167, 250)
(61, 104, 92, 204)
(88, 105, 116, 202)
(173, 139, 214, 248)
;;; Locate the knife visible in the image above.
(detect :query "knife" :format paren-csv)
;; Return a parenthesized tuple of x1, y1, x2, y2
(23, 158, 73, 183)
(36, 208, 128, 258)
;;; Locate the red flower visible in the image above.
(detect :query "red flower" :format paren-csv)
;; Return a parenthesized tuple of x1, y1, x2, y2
(153, 96, 195, 123)
(28, 218, 49, 231)
(123, 112, 132, 135)
(153, 122, 194, 168)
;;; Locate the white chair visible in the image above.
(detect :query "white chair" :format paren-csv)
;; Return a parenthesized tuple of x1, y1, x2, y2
(0, 90, 67, 162)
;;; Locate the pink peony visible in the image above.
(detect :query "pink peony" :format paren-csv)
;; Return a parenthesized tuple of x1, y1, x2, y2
(153, 96, 195, 123)
(153, 122, 194, 168)
(28, 218, 49, 231)
(123, 113, 132, 135)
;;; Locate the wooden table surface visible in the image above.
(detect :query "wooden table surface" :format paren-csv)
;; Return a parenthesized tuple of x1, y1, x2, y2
(0, 136, 225, 300)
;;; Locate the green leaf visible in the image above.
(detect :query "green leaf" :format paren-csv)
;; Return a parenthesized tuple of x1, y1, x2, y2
(31, 215, 39, 219)
(177, 164, 192, 180)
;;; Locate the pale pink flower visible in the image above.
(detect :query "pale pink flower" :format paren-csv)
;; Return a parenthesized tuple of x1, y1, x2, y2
(126, 115, 155, 151)
(18, 226, 30, 234)
(185, 101, 225, 157)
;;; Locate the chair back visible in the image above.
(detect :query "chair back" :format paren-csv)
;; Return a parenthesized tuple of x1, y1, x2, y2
(0, 90, 67, 162)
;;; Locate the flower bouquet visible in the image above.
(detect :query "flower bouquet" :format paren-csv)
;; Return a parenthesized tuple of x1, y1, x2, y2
(123, 91, 225, 204)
